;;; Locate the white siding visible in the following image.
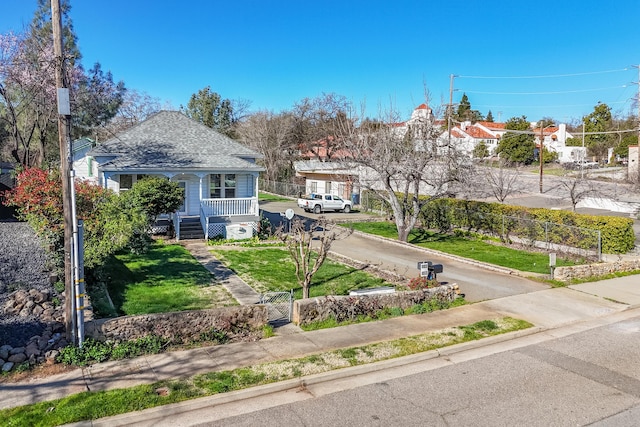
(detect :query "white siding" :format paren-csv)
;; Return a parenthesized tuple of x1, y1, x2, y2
(237, 174, 254, 197)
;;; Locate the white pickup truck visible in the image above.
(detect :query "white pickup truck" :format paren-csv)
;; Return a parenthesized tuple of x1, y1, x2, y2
(297, 193, 352, 214)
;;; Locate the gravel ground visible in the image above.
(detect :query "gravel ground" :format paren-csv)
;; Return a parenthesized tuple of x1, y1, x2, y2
(0, 221, 59, 347)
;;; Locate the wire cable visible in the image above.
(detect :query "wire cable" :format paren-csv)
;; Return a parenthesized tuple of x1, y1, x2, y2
(458, 68, 629, 79)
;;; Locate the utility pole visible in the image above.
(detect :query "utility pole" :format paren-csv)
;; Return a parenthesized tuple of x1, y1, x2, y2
(539, 123, 544, 193)
(629, 65, 640, 183)
(448, 74, 455, 146)
(51, 0, 76, 342)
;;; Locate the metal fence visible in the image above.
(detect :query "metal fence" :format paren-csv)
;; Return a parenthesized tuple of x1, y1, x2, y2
(425, 207, 602, 261)
(260, 290, 294, 323)
(259, 179, 305, 198)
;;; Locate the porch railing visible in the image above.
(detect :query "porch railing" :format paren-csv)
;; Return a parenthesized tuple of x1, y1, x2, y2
(200, 197, 259, 217)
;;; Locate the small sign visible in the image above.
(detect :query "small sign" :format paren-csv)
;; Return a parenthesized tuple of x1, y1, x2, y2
(285, 209, 295, 220)
(549, 253, 557, 267)
(57, 88, 70, 115)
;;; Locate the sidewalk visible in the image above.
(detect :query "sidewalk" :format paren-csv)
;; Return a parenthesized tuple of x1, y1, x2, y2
(2, 241, 640, 413)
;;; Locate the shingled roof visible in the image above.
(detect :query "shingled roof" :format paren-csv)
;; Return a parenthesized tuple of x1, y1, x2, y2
(90, 110, 263, 172)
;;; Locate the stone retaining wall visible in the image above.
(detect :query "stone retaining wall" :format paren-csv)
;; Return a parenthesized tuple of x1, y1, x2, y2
(293, 285, 459, 325)
(85, 305, 268, 344)
(554, 260, 640, 282)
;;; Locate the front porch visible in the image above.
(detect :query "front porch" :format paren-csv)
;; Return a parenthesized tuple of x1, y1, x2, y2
(173, 197, 260, 240)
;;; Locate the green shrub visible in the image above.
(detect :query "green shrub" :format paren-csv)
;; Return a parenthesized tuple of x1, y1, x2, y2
(421, 198, 635, 254)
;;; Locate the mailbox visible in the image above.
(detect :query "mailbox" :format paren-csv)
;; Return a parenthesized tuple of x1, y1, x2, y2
(418, 261, 444, 278)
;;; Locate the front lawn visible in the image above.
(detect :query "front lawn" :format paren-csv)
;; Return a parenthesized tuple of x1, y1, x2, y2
(101, 241, 233, 316)
(210, 248, 392, 298)
(344, 222, 579, 274)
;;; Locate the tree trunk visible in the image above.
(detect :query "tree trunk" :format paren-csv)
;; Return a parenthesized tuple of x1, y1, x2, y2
(302, 280, 310, 299)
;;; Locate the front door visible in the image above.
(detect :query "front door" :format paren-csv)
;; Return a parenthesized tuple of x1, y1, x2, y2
(177, 181, 188, 215)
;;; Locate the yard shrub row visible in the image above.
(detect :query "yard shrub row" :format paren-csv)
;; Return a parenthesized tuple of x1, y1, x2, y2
(420, 198, 635, 254)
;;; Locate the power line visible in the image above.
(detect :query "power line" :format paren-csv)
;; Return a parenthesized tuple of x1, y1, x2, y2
(462, 85, 628, 96)
(458, 68, 629, 79)
(473, 100, 629, 109)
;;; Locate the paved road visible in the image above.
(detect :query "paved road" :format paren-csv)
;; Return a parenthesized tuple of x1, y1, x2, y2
(260, 200, 549, 303)
(139, 308, 640, 427)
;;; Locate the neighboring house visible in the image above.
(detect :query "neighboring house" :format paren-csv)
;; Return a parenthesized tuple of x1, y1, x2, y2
(72, 137, 98, 184)
(293, 160, 358, 202)
(531, 123, 583, 163)
(445, 121, 582, 163)
(443, 121, 505, 156)
(294, 104, 439, 203)
(83, 110, 264, 240)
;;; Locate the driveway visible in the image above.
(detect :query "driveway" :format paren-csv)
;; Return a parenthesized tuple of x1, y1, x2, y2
(259, 200, 548, 302)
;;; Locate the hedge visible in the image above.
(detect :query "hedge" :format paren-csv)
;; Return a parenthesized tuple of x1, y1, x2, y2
(421, 199, 634, 254)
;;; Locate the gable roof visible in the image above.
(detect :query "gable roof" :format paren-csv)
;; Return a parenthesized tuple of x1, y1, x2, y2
(90, 111, 263, 172)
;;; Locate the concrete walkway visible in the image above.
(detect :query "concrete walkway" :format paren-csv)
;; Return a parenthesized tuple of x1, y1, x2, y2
(1, 239, 640, 415)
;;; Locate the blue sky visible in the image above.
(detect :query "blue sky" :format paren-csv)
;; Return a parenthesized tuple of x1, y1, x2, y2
(2, 0, 639, 124)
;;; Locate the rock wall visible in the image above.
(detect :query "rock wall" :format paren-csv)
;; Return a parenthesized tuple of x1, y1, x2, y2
(85, 305, 268, 344)
(554, 260, 640, 282)
(1, 289, 67, 372)
(293, 285, 459, 325)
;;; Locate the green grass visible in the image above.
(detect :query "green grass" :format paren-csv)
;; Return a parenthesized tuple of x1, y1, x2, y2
(259, 192, 291, 202)
(344, 222, 579, 274)
(103, 241, 216, 315)
(211, 248, 391, 298)
(1, 317, 532, 426)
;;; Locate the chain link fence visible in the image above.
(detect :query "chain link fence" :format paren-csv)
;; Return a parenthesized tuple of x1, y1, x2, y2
(422, 206, 602, 261)
(259, 179, 305, 198)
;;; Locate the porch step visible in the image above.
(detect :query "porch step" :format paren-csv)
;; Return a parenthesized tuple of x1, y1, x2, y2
(179, 218, 205, 240)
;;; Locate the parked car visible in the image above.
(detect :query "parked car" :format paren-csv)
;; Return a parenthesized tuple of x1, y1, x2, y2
(297, 193, 352, 214)
(563, 160, 599, 170)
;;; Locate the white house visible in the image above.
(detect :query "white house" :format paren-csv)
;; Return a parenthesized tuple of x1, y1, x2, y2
(79, 111, 264, 240)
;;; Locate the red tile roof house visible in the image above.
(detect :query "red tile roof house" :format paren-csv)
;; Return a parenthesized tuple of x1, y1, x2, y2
(83, 110, 264, 240)
(440, 121, 506, 157)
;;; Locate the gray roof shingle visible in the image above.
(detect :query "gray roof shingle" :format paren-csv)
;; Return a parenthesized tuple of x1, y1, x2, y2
(90, 111, 264, 172)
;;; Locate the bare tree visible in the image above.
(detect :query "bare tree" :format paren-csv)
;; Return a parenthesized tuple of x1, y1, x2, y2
(337, 99, 473, 242)
(292, 93, 351, 160)
(97, 89, 166, 141)
(237, 110, 296, 182)
(277, 217, 352, 299)
(557, 174, 599, 211)
(480, 159, 523, 203)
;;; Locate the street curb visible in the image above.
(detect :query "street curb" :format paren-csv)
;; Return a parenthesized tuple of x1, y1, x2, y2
(66, 325, 545, 427)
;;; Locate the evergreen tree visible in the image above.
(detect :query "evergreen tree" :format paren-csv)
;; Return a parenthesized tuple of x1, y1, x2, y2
(497, 116, 535, 164)
(485, 110, 494, 122)
(181, 86, 235, 137)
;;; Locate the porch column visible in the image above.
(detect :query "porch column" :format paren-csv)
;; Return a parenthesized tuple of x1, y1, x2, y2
(254, 173, 259, 197)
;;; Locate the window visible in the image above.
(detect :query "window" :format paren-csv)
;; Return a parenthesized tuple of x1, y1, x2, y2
(326, 181, 332, 194)
(119, 174, 153, 191)
(310, 181, 318, 193)
(210, 173, 236, 198)
(120, 174, 133, 190)
(88, 157, 93, 177)
(210, 174, 221, 198)
(224, 174, 236, 198)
